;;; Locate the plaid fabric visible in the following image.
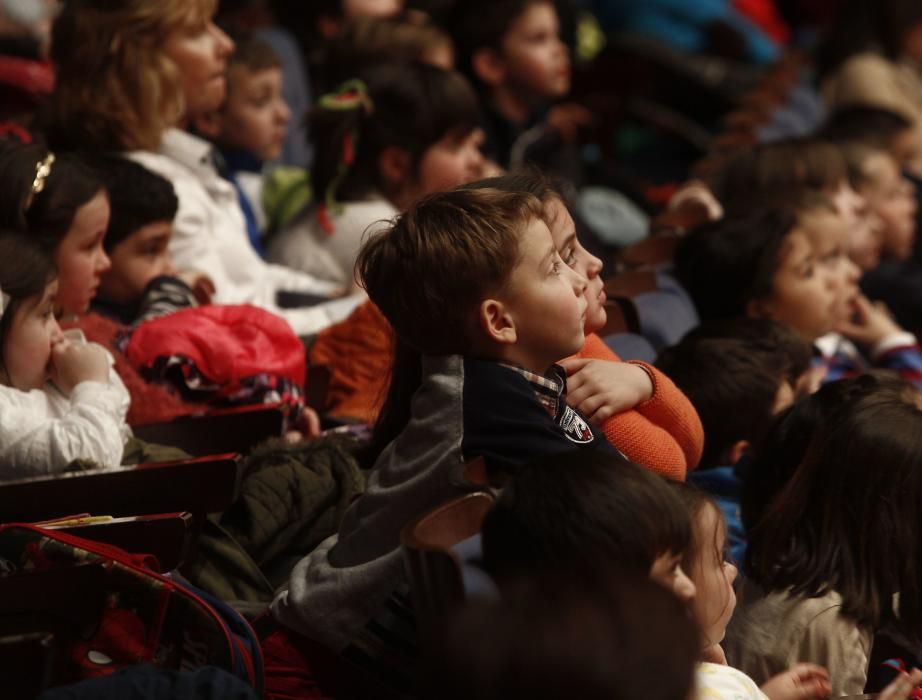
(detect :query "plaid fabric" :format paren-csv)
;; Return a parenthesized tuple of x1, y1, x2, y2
(498, 363, 567, 417)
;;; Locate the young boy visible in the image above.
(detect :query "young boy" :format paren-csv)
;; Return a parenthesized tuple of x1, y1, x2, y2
(194, 33, 292, 255)
(655, 318, 814, 563)
(266, 187, 618, 695)
(91, 156, 212, 325)
(674, 207, 922, 387)
(451, 0, 589, 170)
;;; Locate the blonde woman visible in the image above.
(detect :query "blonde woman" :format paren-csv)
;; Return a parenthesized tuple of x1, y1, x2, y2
(45, 0, 360, 335)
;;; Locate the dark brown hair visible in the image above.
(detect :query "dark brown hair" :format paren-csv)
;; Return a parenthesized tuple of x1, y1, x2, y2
(711, 139, 848, 218)
(0, 143, 105, 254)
(424, 569, 699, 700)
(0, 232, 57, 359)
(744, 372, 922, 646)
(481, 450, 691, 581)
(655, 318, 812, 469)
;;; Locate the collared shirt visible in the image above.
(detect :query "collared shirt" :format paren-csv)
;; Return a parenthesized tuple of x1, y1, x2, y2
(128, 129, 362, 335)
(498, 362, 567, 417)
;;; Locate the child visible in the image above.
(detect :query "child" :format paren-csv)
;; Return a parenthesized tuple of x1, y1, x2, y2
(482, 450, 833, 700)
(0, 233, 130, 475)
(266, 186, 616, 695)
(193, 33, 291, 254)
(841, 143, 922, 333)
(91, 155, 212, 325)
(309, 171, 704, 478)
(674, 208, 922, 387)
(450, 0, 589, 170)
(0, 143, 111, 317)
(656, 318, 813, 562)
(46, 0, 357, 336)
(268, 62, 486, 292)
(727, 372, 922, 696)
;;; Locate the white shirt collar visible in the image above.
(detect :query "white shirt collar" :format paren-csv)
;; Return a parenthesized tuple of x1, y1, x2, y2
(159, 128, 216, 176)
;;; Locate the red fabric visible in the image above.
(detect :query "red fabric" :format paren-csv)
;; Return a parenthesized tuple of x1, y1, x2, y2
(732, 0, 791, 43)
(126, 305, 306, 387)
(260, 626, 341, 700)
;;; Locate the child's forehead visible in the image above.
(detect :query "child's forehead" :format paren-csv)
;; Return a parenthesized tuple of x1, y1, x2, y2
(227, 62, 281, 88)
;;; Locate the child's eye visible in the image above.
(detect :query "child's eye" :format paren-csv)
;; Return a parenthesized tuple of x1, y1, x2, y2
(562, 247, 576, 266)
(551, 259, 562, 275)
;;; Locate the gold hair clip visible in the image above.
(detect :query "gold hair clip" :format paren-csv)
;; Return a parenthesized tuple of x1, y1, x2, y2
(25, 152, 56, 210)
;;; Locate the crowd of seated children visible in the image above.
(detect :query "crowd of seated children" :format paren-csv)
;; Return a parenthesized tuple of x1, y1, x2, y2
(268, 61, 486, 292)
(44, 0, 358, 336)
(675, 207, 922, 387)
(309, 171, 703, 479)
(264, 185, 623, 695)
(9, 0, 922, 697)
(193, 32, 292, 255)
(728, 372, 922, 696)
(655, 318, 814, 563)
(480, 450, 835, 700)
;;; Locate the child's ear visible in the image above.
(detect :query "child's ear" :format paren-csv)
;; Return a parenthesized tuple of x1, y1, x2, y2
(479, 298, 517, 345)
(192, 110, 223, 140)
(378, 146, 412, 194)
(471, 47, 507, 87)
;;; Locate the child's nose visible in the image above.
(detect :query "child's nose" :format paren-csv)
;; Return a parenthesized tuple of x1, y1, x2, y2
(726, 561, 738, 585)
(50, 317, 65, 344)
(96, 249, 112, 274)
(586, 252, 603, 279)
(278, 99, 292, 125)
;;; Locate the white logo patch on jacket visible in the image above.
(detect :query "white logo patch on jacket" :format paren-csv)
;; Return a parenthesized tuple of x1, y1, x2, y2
(560, 405, 594, 444)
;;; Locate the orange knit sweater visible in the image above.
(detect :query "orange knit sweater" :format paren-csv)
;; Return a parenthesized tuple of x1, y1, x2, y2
(571, 334, 703, 480)
(311, 301, 703, 479)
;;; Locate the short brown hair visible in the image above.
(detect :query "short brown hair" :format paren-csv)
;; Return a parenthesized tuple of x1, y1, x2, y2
(356, 187, 544, 354)
(228, 32, 280, 74)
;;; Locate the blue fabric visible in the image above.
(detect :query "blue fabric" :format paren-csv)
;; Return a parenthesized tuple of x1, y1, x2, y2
(581, 0, 779, 64)
(219, 150, 265, 257)
(687, 465, 747, 566)
(39, 665, 259, 700)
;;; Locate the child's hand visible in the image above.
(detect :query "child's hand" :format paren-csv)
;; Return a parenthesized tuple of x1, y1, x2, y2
(878, 668, 922, 700)
(547, 103, 596, 143)
(51, 341, 109, 397)
(836, 294, 904, 348)
(760, 664, 831, 700)
(559, 358, 654, 424)
(177, 271, 216, 305)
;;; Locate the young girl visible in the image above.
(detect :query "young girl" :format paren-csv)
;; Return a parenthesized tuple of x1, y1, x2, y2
(481, 450, 835, 700)
(0, 143, 111, 317)
(267, 61, 486, 292)
(484, 450, 922, 700)
(45, 0, 353, 336)
(727, 372, 922, 696)
(0, 234, 129, 476)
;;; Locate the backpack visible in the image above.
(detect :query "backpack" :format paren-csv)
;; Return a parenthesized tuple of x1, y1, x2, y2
(0, 523, 263, 693)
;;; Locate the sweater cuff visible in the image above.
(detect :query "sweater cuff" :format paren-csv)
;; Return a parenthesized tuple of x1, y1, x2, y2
(871, 331, 918, 360)
(626, 360, 657, 404)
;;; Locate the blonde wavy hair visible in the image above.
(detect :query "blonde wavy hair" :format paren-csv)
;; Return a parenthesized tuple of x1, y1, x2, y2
(47, 0, 217, 151)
